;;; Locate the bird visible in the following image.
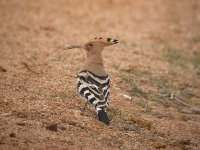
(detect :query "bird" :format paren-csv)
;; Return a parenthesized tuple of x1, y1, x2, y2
(63, 37, 118, 125)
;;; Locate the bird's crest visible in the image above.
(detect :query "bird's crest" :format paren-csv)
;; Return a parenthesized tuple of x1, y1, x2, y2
(64, 37, 118, 50)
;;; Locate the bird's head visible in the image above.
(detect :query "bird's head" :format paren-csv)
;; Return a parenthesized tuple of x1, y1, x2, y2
(64, 37, 118, 52)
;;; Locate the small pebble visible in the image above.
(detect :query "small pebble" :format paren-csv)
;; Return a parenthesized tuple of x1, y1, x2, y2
(46, 123, 66, 131)
(123, 125, 141, 132)
(46, 124, 58, 131)
(9, 133, 16, 138)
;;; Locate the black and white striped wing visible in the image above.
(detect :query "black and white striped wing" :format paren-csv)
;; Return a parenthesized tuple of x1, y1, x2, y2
(77, 71, 110, 110)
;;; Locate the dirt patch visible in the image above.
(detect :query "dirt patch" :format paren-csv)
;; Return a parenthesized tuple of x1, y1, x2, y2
(0, 0, 200, 149)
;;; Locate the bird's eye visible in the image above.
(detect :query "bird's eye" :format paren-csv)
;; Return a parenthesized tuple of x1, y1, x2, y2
(89, 44, 93, 47)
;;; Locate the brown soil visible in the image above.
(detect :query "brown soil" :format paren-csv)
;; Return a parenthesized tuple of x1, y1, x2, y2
(0, 0, 200, 149)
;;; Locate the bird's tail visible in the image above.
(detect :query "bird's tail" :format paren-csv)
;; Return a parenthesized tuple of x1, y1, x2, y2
(96, 108, 109, 125)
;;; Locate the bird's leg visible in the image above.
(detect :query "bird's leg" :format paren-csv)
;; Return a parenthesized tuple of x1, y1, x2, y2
(80, 101, 88, 113)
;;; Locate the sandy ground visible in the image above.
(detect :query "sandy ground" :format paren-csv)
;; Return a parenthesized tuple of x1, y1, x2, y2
(0, 0, 200, 149)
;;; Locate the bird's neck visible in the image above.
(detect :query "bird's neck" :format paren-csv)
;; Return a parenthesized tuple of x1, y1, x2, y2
(82, 51, 107, 76)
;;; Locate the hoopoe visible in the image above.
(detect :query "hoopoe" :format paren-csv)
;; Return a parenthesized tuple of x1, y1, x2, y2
(64, 37, 118, 125)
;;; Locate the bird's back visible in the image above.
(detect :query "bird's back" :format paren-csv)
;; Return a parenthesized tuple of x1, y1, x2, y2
(77, 70, 110, 109)
(77, 70, 110, 124)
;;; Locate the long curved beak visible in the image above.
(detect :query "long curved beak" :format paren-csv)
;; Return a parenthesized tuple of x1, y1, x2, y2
(63, 45, 84, 50)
